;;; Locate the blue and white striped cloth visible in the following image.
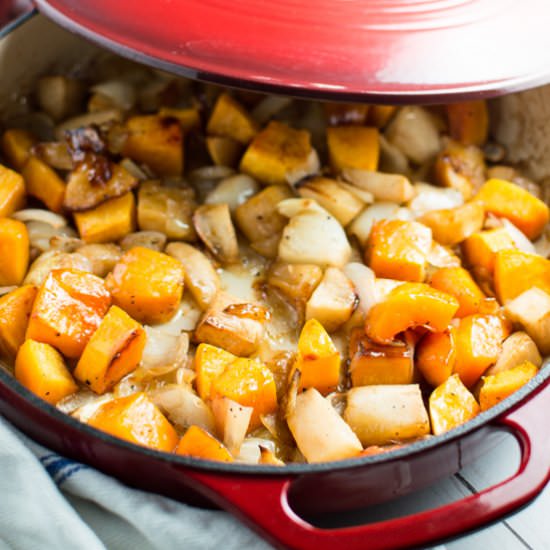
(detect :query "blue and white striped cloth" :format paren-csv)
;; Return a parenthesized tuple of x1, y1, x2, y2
(0, 416, 270, 550)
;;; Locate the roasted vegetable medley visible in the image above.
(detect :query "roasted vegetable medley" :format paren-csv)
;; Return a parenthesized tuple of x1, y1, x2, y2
(0, 55, 548, 464)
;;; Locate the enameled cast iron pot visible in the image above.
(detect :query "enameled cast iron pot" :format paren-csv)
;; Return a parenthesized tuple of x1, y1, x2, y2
(0, 13, 549, 550)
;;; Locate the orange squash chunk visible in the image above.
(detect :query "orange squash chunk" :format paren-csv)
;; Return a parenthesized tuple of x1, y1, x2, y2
(21, 156, 66, 213)
(0, 285, 37, 360)
(106, 246, 184, 324)
(291, 318, 341, 395)
(74, 306, 145, 394)
(461, 228, 515, 275)
(1, 129, 35, 170)
(446, 101, 489, 146)
(15, 340, 77, 405)
(194, 343, 237, 401)
(476, 178, 549, 240)
(349, 330, 413, 387)
(176, 425, 234, 462)
(453, 314, 507, 388)
(327, 126, 379, 172)
(210, 357, 277, 430)
(88, 392, 179, 452)
(430, 267, 486, 318)
(26, 269, 111, 358)
(429, 374, 480, 435)
(206, 93, 258, 144)
(365, 282, 459, 345)
(0, 164, 25, 217)
(479, 361, 538, 411)
(367, 105, 397, 128)
(493, 249, 550, 304)
(122, 115, 183, 176)
(0, 218, 29, 286)
(416, 328, 456, 387)
(158, 107, 201, 132)
(366, 220, 432, 282)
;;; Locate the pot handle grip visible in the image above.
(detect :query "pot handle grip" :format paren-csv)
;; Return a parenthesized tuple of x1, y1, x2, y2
(186, 381, 550, 550)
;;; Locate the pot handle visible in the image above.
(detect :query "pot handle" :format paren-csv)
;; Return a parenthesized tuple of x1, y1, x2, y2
(186, 380, 550, 550)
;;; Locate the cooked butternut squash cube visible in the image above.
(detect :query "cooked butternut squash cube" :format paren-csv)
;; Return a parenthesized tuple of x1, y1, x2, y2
(430, 267, 486, 318)
(122, 115, 183, 176)
(211, 357, 277, 430)
(504, 287, 550, 356)
(206, 136, 242, 167)
(15, 340, 77, 405)
(366, 220, 432, 282)
(0, 218, 29, 286)
(21, 156, 66, 213)
(240, 121, 317, 185)
(419, 201, 484, 246)
(106, 246, 184, 325)
(486, 332, 542, 376)
(327, 126, 379, 172)
(291, 318, 341, 396)
(305, 268, 356, 332)
(206, 93, 258, 144)
(416, 328, 456, 387)
(64, 161, 138, 211)
(88, 392, 179, 452)
(476, 179, 549, 240)
(461, 228, 515, 275)
(0, 164, 25, 217)
(289, 388, 363, 462)
(26, 269, 111, 358)
(493, 249, 550, 304)
(453, 314, 507, 388)
(345, 385, 430, 446)
(349, 332, 414, 387)
(193, 292, 264, 356)
(158, 107, 201, 132)
(137, 180, 196, 241)
(368, 105, 397, 128)
(194, 343, 237, 401)
(0, 285, 37, 361)
(1, 129, 35, 171)
(446, 101, 489, 146)
(74, 306, 145, 394)
(479, 361, 538, 411)
(429, 374, 480, 435)
(365, 282, 459, 344)
(176, 425, 234, 462)
(74, 192, 136, 244)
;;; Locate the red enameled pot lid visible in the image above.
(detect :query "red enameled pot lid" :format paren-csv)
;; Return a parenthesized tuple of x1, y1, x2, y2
(35, 0, 550, 103)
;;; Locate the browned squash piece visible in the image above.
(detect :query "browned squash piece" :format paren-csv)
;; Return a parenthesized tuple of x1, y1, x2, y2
(0, 285, 37, 361)
(240, 121, 316, 186)
(74, 192, 136, 244)
(176, 425, 234, 462)
(446, 101, 489, 146)
(461, 228, 515, 276)
(429, 374, 480, 435)
(15, 339, 77, 405)
(479, 361, 538, 411)
(367, 105, 397, 128)
(88, 392, 179, 452)
(433, 138, 486, 199)
(416, 328, 456, 388)
(26, 269, 111, 358)
(22, 156, 66, 213)
(1, 129, 35, 171)
(349, 330, 414, 387)
(0, 218, 29, 286)
(419, 201, 484, 246)
(194, 343, 237, 401)
(366, 219, 432, 282)
(122, 115, 183, 176)
(206, 136, 243, 167)
(158, 107, 201, 132)
(493, 249, 550, 304)
(327, 126, 379, 173)
(74, 305, 146, 394)
(106, 246, 184, 325)
(206, 93, 258, 144)
(0, 164, 25, 217)
(64, 161, 138, 211)
(476, 178, 549, 240)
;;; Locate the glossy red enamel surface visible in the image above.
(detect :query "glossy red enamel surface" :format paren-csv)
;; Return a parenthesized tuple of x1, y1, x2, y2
(35, 0, 550, 102)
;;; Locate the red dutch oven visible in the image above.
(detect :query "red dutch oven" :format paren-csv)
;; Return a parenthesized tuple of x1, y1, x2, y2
(1, 4, 550, 549)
